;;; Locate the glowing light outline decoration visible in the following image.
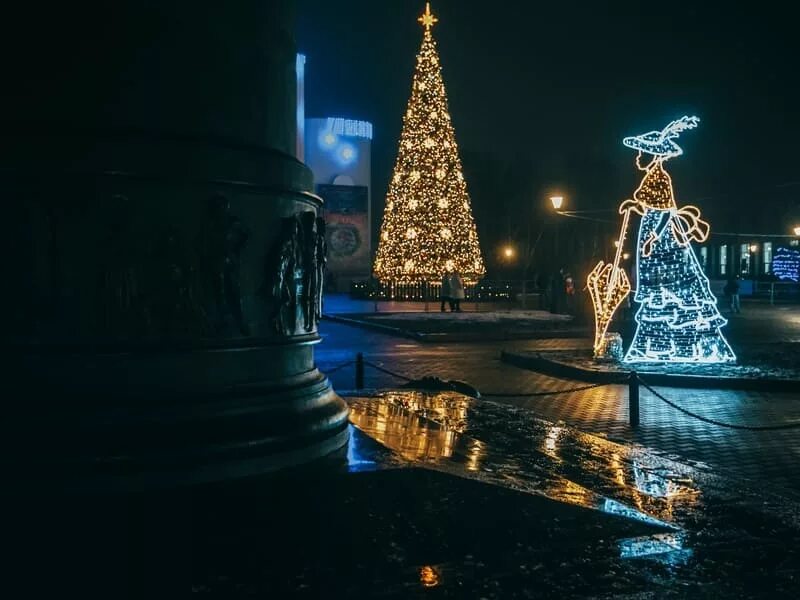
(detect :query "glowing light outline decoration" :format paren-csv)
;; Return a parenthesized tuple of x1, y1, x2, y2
(772, 246, 800, 282)
(324, 117, 373, 140)
(589, 116, 736, 363)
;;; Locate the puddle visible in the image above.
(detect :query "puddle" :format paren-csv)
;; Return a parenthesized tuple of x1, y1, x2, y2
(346, 389, 800, 588)
(619, 532, 693, 565)
(348, 391, 693, 562)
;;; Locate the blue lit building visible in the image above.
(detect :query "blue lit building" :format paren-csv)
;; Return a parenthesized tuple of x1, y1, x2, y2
(295, 54, 373, 290)
(304, 117, 373, 291)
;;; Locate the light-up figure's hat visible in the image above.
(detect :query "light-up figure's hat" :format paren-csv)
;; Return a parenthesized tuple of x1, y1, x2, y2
(623, 116, 700, 158)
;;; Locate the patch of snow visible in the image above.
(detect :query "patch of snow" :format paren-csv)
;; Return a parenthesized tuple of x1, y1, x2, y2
(370, 311, 574, 323)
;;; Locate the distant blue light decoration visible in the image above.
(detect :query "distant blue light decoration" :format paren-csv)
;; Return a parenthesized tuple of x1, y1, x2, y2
(318, 129, 338, 149)
(316, 117, 372, 167)
(325, 117, 373, 140)
(772, 246, 800, 282)
(591, 116, 735, 364)
(336, 142, 357, 166)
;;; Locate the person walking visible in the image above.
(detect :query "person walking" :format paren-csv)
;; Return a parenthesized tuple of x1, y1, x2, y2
(726, 275, 741, 314)
(440, 270, 452, 312)
(449, 271, 465, 312)
(563, 270, 575, 315)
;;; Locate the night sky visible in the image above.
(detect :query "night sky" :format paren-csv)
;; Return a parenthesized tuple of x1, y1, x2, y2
(297, 0, 799, 236)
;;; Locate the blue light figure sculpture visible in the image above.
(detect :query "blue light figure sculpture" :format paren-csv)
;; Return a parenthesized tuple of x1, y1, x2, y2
(621, 117, 736, 363)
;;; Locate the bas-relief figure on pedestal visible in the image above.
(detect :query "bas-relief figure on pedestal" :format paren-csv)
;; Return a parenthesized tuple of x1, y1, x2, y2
(314, 217, 327, 326)
(93, 192, 330, 341)
(264, 212, 327, 336)
(199, 193, 250, 337)
(99, 194, 146, 337)
(145, 224, 208, 337)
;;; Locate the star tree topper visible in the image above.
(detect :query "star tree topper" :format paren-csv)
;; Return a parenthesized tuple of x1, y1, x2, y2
(418, 2, 438, 30)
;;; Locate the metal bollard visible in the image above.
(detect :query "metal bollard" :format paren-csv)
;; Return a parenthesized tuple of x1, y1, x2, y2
(355, 352, 365, 390)
(628, 370, 640, 427)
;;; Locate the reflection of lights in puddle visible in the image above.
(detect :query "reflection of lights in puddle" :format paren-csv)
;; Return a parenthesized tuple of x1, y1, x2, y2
(349, 401, 460, 461)
(547, 479, 593, 507)
(633, 462, 679, 498)
(466, 440, 483, 471)
(419, 565, 440, 588)
(600, 498, 674, 529)
(348, 395, 484, 466)
(346, 425, 376, 472)
(632, 460, 698, 500)
(350, 393, 698, 562)
(379, 392, 470, 433)
(543, 425, 564, 459)
(619, 532, 693, 565)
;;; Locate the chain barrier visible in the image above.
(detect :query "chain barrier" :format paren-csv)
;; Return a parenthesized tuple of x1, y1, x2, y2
(321, 360, 355, 375)
(322, 355, 800, 431)
(637, 375, 800, 431)
(361, 359, 414, 382)
(325, 353, 625, 396)
(482, 380, 626, 398)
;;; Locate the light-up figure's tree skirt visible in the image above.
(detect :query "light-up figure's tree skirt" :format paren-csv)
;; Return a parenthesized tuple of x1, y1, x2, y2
(588, 116, 736, 363)
(373, 3, 485, 283)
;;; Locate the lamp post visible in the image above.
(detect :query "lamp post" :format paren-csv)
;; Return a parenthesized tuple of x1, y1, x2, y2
(500, 244, 516, 307)
(550, 195, 564, 269)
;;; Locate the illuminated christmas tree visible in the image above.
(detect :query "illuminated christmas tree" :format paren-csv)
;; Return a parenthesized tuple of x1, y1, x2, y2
(373, 3, 485, 283)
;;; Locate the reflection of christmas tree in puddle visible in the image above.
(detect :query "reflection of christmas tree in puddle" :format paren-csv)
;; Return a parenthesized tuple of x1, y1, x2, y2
(348, 391, 475, 463)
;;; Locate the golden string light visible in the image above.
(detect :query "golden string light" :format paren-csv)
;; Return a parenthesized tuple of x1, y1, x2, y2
(373, 3, 485, 284)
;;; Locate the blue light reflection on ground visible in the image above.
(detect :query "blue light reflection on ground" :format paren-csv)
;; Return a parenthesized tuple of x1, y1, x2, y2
(600, 498, 674, 529)
(346, 425, 378, 472)
(348, 392, 698, 566)
(619, 532, 694, 565)
(633, 461, 679, 498)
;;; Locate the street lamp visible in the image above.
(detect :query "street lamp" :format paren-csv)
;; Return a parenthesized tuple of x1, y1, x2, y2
(794, 225, 800, 236)
(749, 244, 758, 253)
(502, 245, 516, 260)
(548, 196, 565, 272)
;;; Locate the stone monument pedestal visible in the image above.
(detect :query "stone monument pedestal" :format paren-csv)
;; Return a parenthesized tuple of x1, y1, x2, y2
(1, 0, 348, 490)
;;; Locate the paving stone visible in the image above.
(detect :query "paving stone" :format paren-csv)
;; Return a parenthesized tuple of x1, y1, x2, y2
(318, 319, 800, 492)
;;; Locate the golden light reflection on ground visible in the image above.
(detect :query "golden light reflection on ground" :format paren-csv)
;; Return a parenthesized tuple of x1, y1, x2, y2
(348, 392, 702, 530)
(348, 392, 477, 464)
(419, 565, 440, 588)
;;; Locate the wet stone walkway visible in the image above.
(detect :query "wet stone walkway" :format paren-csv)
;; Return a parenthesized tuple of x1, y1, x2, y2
(342, 390, 800, 597)
(317, 320, 800, 492)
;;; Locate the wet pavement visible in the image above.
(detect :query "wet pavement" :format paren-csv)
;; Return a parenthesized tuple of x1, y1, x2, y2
(317, 307, 800, 492)
(344, 390, 800, 596)
(22, 390, 797, 597)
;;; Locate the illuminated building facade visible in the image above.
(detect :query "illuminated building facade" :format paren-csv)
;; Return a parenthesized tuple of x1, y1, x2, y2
(304, 117, 373, 291)
(294, 52, 374, 291)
